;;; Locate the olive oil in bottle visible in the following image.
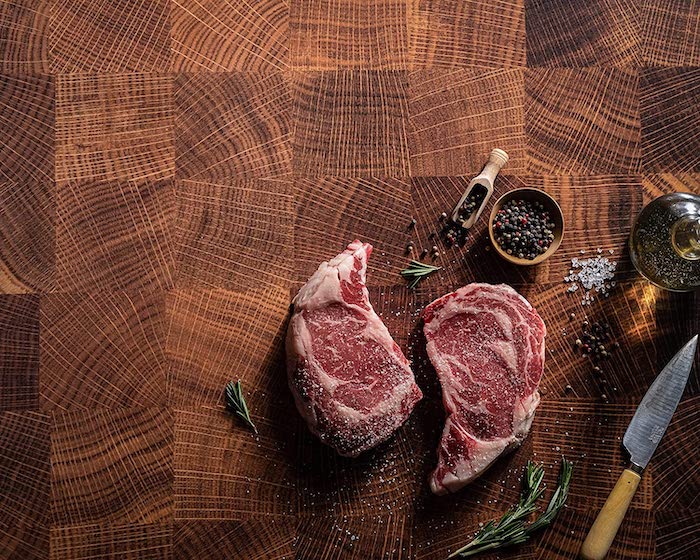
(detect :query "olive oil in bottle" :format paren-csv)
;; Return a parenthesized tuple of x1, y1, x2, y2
(630, 192, 700, 291)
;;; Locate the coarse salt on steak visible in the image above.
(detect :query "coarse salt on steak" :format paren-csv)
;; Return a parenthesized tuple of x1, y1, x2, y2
(423, 283, 545, 494)
(286, 240, 422, 457)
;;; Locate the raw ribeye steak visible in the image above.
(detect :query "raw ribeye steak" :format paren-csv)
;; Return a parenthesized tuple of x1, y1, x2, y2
(286, 240, 422, 457)
(423, 283, 545, 494)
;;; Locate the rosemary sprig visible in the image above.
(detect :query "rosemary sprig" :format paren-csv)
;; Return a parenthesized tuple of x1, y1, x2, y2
(224, 380, 258, 434)
(400, 260, 441, 289)
(448, 459, 573, 558)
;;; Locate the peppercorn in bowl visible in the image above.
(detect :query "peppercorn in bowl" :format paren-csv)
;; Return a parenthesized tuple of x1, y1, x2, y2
(488, 188, 564, 266)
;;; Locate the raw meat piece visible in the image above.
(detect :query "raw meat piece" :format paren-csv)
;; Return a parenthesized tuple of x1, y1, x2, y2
(286, 240, 423, 457)
(423, 284, 546, 494)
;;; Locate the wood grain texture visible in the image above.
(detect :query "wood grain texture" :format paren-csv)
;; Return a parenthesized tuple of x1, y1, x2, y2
(49, 0, 172, 73)
(296, 513, 414, 560)
(175, 72, 292, 180)
(0, 295, 39, 410)
(174, 406, 297, 520)
(51, 524, 172, 560)
(55, 73, 174, 185)
(642, 0, 700, 66)
(408, 0, 525, 68)
(641, 68, 700, 173)
(290, 0, 407, 69)
(166, 286, 290, 408)
(0, 1, 699, 558)
(291, 70, 410, 176)
(0, 74, 53, 185)
(174, 178, 293, 291)
(54, 179, 175, 292)
(294, 176, 413, 286)
(526, 0, 641, 67)
(0, 0, 49, 73)
(173, 519, 296, 560)
(408, 69, 526, 176)
(51, 407, 173, 527)
(655, 509, 700, 560)
(0, 180, 55, 293)
(526, 68, 641, 175)
(0, 411, 50, 560)
(642, 173, 700, 202)
(171, 0, 288, 72)
(40, 291, 167, 410)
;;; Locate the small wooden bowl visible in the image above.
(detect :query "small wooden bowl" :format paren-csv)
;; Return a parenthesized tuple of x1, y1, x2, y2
(488, 188, 564, 266)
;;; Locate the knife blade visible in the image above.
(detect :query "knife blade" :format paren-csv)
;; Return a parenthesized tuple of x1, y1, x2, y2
(580, 334, 698, 560)
(623, 334, 698, 471)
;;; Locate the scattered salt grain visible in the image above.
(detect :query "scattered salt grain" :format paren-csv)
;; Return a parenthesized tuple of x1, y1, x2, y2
(564, 251, 617, 305)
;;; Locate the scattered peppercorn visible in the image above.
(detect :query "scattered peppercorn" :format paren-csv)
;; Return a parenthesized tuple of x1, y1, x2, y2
(420, 249, 429, 259)
(409, 218, 417, 229)
(439, 212, 447, 221)
(492, 198, 555, 260)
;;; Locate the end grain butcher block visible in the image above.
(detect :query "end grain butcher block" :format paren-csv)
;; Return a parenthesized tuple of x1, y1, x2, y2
(0, 0, 699, 559)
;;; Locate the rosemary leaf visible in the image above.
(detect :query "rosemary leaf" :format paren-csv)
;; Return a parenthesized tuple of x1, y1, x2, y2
(448, 459, 573, 558)
(400, 260, 441, 289)
(225, 380, 258, 434)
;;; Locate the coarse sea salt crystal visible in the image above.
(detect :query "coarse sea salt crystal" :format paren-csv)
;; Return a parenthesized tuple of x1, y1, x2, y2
(564, 250, 617, 305)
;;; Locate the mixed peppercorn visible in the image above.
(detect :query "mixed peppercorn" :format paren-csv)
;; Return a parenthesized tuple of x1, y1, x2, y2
(492, 199, 555, 260)
(444, 184, 489, 246)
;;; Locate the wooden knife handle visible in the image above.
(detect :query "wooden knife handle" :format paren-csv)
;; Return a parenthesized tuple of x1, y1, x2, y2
(579, 468, 641, 560)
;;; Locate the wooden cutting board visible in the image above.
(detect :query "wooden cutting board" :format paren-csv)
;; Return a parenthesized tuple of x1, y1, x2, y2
(1, 1, 699, 559)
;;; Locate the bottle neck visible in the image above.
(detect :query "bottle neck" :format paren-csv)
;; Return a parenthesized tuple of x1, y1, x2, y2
(672, 215, 700, 261)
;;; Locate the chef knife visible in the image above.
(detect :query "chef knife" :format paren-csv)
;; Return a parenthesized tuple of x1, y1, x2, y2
(580, 334, 698, 560)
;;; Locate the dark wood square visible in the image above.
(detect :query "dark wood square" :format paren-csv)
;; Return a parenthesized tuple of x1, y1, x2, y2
(291, 70, 410, 176)
(174, 519, 296, 560)
(294, 176, 413, 286)
(528, 280, 658, 402)
(0, 0, 50, 73)
(55, 73, 174, 185)
(50, 524, 172, 560)
(290, 0, 407, 69)
(0, 74, 53, 185)
(51, 407, 173, 526)
(40, 291, 167, 410)
(49, 0, 172, 73)
(0, 295, 39, 410)
(175, 72, 292, 181)
(642, 174, 700, 202)
(655, 509, 699, 560)
(0, 180, 55, 294)
(166, 286, 290, 409)
(174, 178, 293, 292)
(0, 412, 50, 560)
(408, 69, 526, 176)
(54, 179, 175, 292)
(174, 406, 297, 520)
(296, 513, 413, 560)
(650, 397, 700, 510)
(642, 0, 700, 66)
(526, 68, 641, 174)
(526, 0, 641, 67)
(171, 0, 288, 72)
(408, 0, 525, 68)
(641, 68, 700, 173)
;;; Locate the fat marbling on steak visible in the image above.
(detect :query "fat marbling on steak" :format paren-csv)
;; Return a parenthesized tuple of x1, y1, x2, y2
(286, 240, 423, 457)
(423, 283, 545, 494)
